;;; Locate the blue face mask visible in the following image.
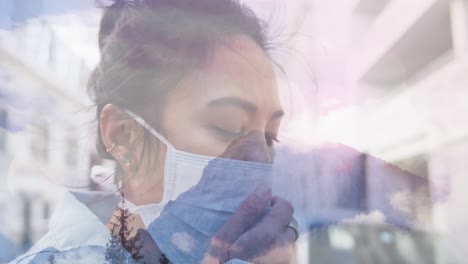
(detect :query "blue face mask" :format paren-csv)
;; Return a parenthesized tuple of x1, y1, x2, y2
(149, 159, 272, 263)
(126, 110, 273, 263)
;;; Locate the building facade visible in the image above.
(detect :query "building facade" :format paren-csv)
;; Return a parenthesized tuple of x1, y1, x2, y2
(331, 0, 468, 259)
(285, 0, 468, 262)
(0, 1, 98, 257)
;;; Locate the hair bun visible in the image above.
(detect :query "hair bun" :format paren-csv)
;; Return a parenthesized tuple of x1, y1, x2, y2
(98, 0, 148, 50)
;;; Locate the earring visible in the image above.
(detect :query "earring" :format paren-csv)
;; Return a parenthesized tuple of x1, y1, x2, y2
(106, 142, 116, 153)
(119, 155, 131, 169)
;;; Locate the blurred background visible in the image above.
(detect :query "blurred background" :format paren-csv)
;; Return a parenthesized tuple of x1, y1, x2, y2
(0, 0, 467, 263)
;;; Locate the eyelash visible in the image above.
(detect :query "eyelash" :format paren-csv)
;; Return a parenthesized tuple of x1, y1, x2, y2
(215, 127, 244, 141)
(214, 127, 280, 146)
(265, 132, 280, 147)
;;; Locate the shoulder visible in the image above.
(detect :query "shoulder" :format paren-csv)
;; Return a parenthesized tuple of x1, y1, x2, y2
(12, 190, 119, 263)
(10, 235, 59, 264)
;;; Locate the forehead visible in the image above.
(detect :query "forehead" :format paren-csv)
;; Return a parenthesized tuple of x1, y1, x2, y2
(169, 35, 280, 108)
(202, 35, 276, 82)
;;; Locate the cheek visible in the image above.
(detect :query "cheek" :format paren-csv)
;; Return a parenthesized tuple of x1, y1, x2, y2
(162, 112, 228, 157)
(160, 82, 230, 156)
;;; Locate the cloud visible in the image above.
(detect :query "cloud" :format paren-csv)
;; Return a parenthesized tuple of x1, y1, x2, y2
(171, 232, 196, 253)
(341, 210, 386, 225)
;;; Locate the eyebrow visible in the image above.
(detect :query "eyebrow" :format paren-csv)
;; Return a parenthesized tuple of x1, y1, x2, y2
(208, 96, 285, 120)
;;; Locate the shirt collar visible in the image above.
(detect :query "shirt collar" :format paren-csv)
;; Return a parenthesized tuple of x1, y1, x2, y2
(49, 190, 120, 250)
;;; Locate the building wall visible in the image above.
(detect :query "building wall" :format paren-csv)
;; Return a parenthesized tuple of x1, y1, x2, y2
(347, 0, 468, 259)
(0, 8, 96, 255)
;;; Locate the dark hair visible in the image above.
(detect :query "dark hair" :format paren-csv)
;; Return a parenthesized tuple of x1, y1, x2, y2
(88, 0, 273, 166)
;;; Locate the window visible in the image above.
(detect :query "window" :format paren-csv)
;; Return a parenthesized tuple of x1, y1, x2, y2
(21, 197, 32, 249)
(31, 122, 49, 162)
(0, 109, 7, 152)
(66, 135, 78, 168)
(43, 202, 50, 219)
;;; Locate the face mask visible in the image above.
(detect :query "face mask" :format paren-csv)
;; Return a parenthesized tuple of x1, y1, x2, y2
(150, 161, 273, 263)
(126, 110, 273, 263)
(125, 110, 217, 225)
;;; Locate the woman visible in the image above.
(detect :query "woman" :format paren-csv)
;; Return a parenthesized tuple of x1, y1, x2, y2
(13, 0, 296, 263)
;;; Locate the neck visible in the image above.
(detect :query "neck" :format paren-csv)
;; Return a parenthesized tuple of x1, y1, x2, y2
(121, 171, 164, 206)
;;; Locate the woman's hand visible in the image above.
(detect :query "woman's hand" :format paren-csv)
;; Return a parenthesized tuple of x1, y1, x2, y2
(203, 186, 296, 264)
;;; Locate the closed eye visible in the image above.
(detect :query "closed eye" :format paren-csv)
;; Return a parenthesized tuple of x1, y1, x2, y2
(213, 126, 245, 142)
(212, 126, 279, 147)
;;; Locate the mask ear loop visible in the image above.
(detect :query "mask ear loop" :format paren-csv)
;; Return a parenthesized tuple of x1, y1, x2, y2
(125, 109, 175, 149)
(126, 109, 176, 205)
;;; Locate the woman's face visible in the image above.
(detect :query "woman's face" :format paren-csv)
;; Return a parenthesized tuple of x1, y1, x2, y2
(159, 35, 283, 158)
(102, 35, 283, 204)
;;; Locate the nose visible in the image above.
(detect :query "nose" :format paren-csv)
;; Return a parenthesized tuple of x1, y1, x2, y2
(219, 130, 274, 163)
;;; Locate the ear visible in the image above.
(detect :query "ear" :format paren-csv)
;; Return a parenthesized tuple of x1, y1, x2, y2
(100, 104, 139, 168)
